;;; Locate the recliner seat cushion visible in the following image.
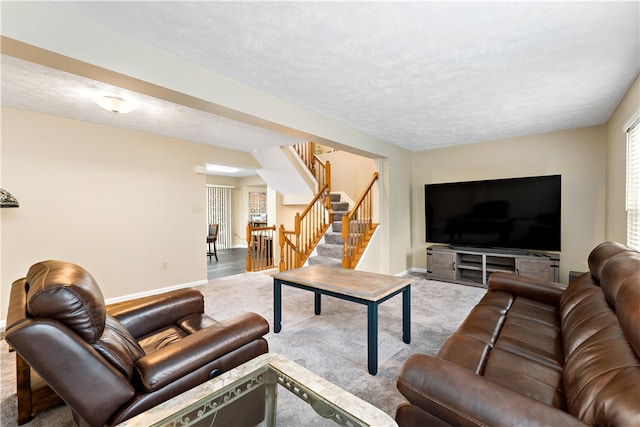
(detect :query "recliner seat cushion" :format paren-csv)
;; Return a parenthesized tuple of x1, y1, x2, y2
(138, 326, 188, 353)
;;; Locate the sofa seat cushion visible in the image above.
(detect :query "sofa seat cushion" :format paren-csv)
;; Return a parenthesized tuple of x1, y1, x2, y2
(481, 295, 565, 410)
(508, 297, 561, 328)
(437, 290, 512, 373)
(485, 347, 565, 409)
(494, 300, 563, 369)
(437, 290, 566, 409)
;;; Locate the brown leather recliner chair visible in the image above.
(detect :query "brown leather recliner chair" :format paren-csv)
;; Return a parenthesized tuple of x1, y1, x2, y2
(5, 260, 270, 427)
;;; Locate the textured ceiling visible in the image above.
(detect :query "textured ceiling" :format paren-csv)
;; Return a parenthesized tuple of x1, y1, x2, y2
(2, 1, 639, 154)
(0, 54, 301, 158)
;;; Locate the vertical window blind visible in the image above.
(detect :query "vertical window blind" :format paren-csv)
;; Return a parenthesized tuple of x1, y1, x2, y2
(207, 185, 232, 250)
(627, 116, 640, 250)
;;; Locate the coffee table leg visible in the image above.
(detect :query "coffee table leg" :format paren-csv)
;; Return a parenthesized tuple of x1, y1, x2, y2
(265, 371, 278, 427)
(314, 291, 321, 315)
(367, 302, 378, 375)
(403, 286, 411, 344)
(274, 279, 282, 333)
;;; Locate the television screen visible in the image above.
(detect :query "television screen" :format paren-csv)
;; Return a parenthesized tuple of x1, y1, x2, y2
(425, 175, 561, 251)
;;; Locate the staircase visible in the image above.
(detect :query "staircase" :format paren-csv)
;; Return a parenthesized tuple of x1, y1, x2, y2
(276, 142, 379, 272)
(307, 193, 349, 267)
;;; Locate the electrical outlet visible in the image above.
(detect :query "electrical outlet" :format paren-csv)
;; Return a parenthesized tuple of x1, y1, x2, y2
(162, 262, 168, 269)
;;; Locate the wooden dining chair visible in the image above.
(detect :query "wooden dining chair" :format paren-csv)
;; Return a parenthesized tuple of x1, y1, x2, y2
(207, 223, 219, 261)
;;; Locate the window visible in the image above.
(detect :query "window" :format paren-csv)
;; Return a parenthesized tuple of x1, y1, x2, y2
(626, 115, 640, 250)
(249, 191, 267, 223)
(207, 185, 232, 250)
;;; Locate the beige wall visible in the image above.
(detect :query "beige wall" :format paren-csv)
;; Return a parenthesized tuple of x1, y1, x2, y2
(1, 107, 262, 320)
(411, 125, 607, 283)
(606, 75, 640, 243)
(319, 150, 376, 202)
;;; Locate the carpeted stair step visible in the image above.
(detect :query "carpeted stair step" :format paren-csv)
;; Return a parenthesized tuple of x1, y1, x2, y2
(332, 201, 349, 212)
(317, 243, 343, 258)
(307, 255, 342, 267)
(305, 193, 350, 268)
(334, 211, 348, 221)
(324, 232, 343, 245)
(331, 193, 350, 222)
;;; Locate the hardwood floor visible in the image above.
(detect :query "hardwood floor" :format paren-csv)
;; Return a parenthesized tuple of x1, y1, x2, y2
(207, 247, 248, 280)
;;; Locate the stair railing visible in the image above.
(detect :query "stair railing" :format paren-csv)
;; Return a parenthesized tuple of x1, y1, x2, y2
(293, 141, 328, 190)
(342, 172, 380, 269)
(278, 175, 333, 271)
(246, 223, 277, 271)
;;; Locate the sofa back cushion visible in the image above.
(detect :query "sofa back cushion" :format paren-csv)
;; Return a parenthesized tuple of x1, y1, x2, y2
(600, 251, 640, 355)
(587, 241, 628, 283)
(26, 260, 106, 343)
(560, 246, 640, 426)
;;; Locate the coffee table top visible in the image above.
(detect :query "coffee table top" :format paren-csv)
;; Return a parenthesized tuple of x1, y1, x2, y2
(118, 353, 397, 427)
(272, 265, 411, 301)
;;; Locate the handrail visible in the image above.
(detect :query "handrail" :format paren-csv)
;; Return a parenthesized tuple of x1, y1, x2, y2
(278, 143, 333, 271)
(342, 172, 379, 269)
(293, 141, 316, 174)
(293, 141, 329, 190)
(278, 182, 333, 271)
(279, 143, 379, 271)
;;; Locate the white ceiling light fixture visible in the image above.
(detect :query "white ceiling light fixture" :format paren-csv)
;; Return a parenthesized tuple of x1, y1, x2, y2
(96, 95, 136, 114)
(206, 164, 240, 174)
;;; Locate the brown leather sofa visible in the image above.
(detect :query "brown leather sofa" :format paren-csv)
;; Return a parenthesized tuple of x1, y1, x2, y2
(396, 242, 640, 427)
(5, 260, 270, 426)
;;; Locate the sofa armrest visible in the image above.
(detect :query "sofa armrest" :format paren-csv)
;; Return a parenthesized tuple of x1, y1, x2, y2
(397, 354, 588, 427)
(135, 312, 269, 392)
(107, 288, 205, 338)
(488, 271, 565, 304)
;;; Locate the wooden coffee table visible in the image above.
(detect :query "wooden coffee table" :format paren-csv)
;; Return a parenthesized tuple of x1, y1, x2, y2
(272, 265, 411, 375)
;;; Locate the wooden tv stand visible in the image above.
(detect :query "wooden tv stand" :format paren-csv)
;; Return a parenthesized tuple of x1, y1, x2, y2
(426, 245, 559, 288)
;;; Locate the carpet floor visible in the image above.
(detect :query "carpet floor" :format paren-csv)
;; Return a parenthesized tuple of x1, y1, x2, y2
(0, 271, 485, 426)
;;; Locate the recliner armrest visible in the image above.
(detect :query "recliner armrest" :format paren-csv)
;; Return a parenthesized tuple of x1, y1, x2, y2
(135, 312, 269, 392)
(6, 319, 136, 427)
(397, 354, 588, 427)
(107, 288, 205, 338)
(488, 271, 565, 304)
(6, 278, 28, 333)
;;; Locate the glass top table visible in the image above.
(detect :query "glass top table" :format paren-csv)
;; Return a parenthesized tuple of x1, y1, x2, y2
(118, 353, 398, 427)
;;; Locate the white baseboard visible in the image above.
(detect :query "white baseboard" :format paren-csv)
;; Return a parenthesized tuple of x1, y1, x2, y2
(104, 279, 209, 304)
(0, 279, 209, 331)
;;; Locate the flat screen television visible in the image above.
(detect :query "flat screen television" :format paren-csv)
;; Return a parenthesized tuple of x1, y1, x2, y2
(425, 175, 561, 252)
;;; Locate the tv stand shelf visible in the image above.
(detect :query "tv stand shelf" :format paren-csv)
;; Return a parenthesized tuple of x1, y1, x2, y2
(427, 245, 559, 288)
